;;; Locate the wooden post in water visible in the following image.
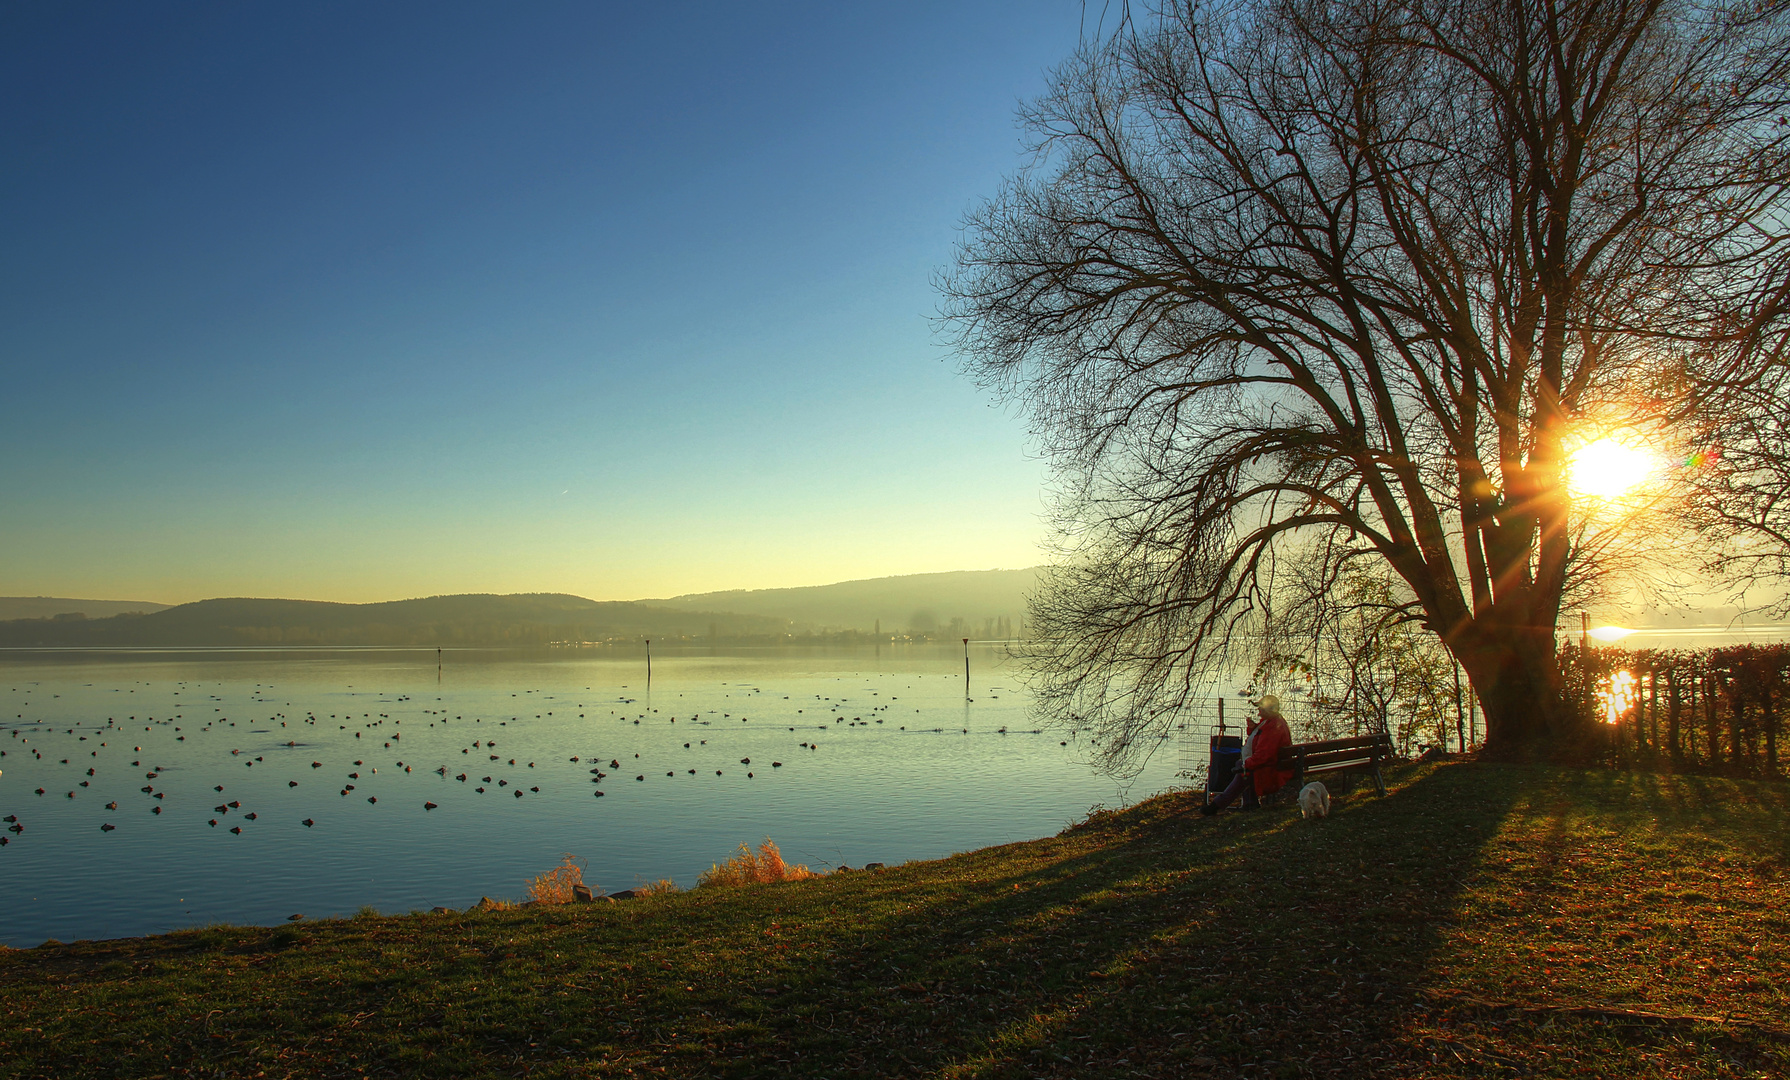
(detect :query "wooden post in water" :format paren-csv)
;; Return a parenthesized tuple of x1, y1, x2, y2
(646, 639, 652, 690)
(437, 648, 442, 682)
(963, 638, 971, 698)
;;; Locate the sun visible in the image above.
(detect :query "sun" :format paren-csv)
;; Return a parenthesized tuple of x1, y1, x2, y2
(1567, 437, 1657, 500)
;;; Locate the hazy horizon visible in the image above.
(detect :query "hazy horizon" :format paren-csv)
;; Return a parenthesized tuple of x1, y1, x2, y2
(0, 565, 1042, 611)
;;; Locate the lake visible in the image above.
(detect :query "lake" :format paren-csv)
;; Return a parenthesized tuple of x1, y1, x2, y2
(0, 644, 1186, 946)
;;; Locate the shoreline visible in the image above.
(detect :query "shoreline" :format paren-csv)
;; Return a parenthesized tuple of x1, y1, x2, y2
(3, 763, 1785, 1078)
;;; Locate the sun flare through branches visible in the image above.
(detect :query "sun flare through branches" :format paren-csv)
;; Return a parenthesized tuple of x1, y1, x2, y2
(1568, 437, 1659, 501)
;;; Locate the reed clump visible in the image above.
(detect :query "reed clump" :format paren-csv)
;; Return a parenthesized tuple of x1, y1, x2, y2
(524, 853, 590, 905)
(635, 877, 681, 897)
(697, 839, 817, 887)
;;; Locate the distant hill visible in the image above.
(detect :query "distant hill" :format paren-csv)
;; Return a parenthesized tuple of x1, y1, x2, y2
(0, 597, 170, 622)
(0, 570, 1047, 647)
(646, 568, 1041, 636)
(0, 593, 785, 648)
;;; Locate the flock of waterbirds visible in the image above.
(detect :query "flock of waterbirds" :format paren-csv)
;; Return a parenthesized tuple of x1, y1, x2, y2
(2, 674, 1074, 847)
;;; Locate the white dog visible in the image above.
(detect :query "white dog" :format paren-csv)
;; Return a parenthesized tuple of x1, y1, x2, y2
(1299, 781, 1331, 820)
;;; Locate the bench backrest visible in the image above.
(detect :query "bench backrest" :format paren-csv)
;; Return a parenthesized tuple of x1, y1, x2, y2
(1275, 732, 1395, 797)
(1276, 733, 1394, 771)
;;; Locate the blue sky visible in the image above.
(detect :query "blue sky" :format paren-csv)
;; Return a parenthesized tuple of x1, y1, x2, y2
(0, 2, 1096, 603)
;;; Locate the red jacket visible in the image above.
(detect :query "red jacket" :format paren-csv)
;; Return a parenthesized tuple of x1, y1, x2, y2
(1242, 713, 1295, 797)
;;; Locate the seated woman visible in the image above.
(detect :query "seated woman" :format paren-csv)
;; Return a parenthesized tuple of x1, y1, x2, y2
(1201, 695, 1295, 815)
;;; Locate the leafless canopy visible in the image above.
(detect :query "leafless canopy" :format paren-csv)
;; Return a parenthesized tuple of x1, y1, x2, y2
(1694, 365, 1790, 610)
(944, 0, 1790, 765)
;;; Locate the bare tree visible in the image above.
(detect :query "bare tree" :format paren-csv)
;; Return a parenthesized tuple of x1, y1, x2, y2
(1267, 557, 1463, 752)
(1691, 363, 1790, 610)
(944, 0, 1790, 762)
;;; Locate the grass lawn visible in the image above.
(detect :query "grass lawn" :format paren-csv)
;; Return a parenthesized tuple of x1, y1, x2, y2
(2, 762, 1786, 1078)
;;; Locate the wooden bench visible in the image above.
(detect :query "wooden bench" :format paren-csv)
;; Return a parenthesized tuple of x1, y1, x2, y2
(1276, 733, 1396, 797)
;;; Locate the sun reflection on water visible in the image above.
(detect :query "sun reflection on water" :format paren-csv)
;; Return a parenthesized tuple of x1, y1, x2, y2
(1598, 669, 1639, 725)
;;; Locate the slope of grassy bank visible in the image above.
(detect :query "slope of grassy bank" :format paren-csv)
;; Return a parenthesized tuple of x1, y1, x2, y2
(2, 762, 1786, 1078)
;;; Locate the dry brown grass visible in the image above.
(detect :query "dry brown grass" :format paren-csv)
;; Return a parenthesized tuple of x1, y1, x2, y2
(634, 877, 680, 897)
(696, 839, 817, 887)
(523, 853, 589, 905)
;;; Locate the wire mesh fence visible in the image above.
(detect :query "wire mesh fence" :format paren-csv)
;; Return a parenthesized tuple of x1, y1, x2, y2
(1171, 695, 1315, 792)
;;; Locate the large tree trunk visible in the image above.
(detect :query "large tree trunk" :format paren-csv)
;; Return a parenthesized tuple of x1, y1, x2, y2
(1455, 618, 1591, 761)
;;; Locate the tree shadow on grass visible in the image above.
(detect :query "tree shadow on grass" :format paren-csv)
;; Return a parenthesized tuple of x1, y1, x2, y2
(691, 762, 1533, 1078)
(1365, 767, 1790, 1080)
(1594, 767, 1790, 859)
(693, 763, 1790, 1078)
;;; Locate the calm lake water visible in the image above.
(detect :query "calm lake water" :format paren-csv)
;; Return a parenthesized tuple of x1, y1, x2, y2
(0, 645, 1185, 946)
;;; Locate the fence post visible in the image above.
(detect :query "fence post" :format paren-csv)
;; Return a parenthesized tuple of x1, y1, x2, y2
(1643, 669, 1655, 759)
(1731, 679, 1747, 772)
(1667, 667, 1683, 764)
(1685, 668, 1696, 763)
(1767, 670, 1780, 776)
(1707, 670, 1723, 769)
(1651, 668, 1662, 758)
